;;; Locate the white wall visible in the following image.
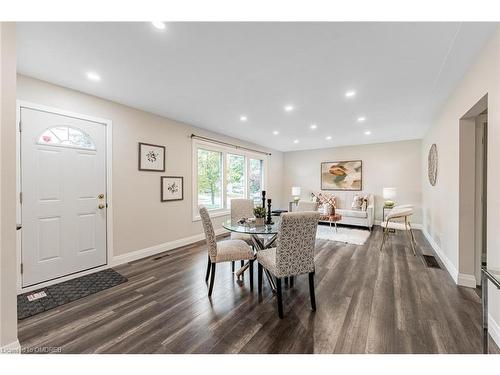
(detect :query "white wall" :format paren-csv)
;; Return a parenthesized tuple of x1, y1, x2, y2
(17, 75, 284, 260)
(422, 27, 500, 345)
(0, 23, 19, 351)
(282, 139, 422, 224)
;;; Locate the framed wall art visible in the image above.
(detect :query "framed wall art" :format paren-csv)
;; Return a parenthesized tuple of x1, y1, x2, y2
(320, 160, 362, 191)
(138, 142, 165, 172)
(161, 176, 184, 202)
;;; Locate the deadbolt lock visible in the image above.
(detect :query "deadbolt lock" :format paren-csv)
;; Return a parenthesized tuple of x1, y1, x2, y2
(98, 194, 105, 199)
(98, 204, 105, 209)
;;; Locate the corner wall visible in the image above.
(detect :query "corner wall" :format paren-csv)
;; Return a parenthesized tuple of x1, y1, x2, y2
(0, 22, 19, 351)
(421, 27, 500, 345)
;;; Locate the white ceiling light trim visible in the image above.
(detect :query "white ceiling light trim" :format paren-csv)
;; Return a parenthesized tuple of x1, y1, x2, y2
(86, 71, 101, 82)
(284, 104, 294, 112)
(151, 21, 166, 30)
(345, 90, 356, 98)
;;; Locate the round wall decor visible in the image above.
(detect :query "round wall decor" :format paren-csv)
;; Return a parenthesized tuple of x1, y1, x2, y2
(428, 143, 438, 186)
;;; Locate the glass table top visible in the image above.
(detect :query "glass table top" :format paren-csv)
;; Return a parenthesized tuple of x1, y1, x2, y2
(222, 218, 281, 235)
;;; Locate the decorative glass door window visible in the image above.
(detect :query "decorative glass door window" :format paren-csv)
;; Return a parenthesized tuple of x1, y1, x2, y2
(37, 126, 96, 150)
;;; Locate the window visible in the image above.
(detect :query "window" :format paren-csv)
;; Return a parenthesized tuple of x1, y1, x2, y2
(193, 140, 267, 219)
(226, 154, 245, 208)
(197, 148, 223, 210)
(37, 126, 96, 150)
(249, 158, 263, 205)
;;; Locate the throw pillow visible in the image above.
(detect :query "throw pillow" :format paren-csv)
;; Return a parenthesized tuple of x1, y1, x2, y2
(351, 195, 364, 210)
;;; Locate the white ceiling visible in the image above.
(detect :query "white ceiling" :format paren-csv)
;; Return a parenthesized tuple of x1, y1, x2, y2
(17, 22, 497, 152)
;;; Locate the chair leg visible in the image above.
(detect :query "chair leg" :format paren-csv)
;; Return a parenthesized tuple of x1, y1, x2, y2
(208, 263, 216, 296)
(249, 260, 254, 291)
(335, 221, 338, 232)
(231, 261, 235, 272)
(258, 263, 263, 294)
(290, 276, 294, 288)
(308, 272, 316, 311)
(205, 255, 211, 282)
(276, 277, 284, 319)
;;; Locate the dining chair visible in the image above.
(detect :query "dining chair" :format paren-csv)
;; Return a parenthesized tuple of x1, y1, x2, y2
(379, 205, 417, 255)
(199, 206, 255, 296)
(256, 211, 320, 318)
(296, 201, 319, 212)
(230, 198, 254, 271)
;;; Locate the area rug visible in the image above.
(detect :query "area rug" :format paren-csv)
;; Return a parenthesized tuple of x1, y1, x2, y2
(17, 268, 128, 320)
(316, 225, 371, 245)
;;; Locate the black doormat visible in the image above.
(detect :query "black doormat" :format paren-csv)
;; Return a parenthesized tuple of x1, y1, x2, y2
(422, 255, 442, 269)
(17, 268, 128, 320)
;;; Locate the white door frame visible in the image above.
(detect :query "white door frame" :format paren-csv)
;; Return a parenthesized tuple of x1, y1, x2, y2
(16, 101, 113, 294)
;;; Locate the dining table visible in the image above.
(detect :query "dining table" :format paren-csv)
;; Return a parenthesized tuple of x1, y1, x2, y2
(222, 218, 281, 292)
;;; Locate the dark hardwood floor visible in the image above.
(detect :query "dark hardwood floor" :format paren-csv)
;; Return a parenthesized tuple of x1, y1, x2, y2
(18, 227, 500, 354)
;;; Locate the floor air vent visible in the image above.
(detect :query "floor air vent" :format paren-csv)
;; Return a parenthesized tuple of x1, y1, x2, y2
(422, 255, 441, 269)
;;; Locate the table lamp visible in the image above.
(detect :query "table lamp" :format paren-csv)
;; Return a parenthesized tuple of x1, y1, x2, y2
(383, 187, 396, 208)
(291, 186, 301, 204)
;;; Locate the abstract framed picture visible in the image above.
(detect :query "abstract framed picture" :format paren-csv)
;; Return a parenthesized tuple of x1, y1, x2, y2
(320, 160, 362, 191)
(138, 142, 165, 172)
(161, 176, 184, 202)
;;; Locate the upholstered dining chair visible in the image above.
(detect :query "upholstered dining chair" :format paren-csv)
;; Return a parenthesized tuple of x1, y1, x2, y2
(199, 206, 255, 296)
(379, 205, 417, 255)
(230, 199, 254, 271)
(296, 201, 319, 212)
(256, 211, 320, 318)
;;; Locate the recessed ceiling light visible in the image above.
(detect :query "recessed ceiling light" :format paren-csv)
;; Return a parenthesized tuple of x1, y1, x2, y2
(310, 124, 317, 130)
(240, 115, 248, 122)
(273, 130, 279, 135)
(284, 105, 294, 112)
(151, 21, 166, 30)
(364, 130, 371, 135)
(326, 136, 332, 140)
(357, 116, 366, 122)
(86, 71, 101, 82)
(293, 139, 299, 144)
(345, 90, 356, 98)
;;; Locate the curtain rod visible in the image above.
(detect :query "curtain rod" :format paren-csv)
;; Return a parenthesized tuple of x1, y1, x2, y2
(190, 134, 272, 156)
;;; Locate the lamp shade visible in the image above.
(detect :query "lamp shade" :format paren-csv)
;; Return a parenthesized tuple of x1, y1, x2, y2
(291, 186, 301, 196)
(383, 187, 397, 200)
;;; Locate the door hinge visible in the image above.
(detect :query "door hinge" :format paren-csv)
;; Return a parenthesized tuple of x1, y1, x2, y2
(19, 192, 23, 204)
(20, 263, 23, 274)
(18, 121, 22, 132)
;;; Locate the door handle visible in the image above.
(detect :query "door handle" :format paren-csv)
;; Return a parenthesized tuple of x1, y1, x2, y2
(98, 204, 106, 209)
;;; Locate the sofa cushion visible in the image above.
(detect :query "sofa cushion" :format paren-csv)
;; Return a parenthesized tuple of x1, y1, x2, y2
(336, 208, 368, 219)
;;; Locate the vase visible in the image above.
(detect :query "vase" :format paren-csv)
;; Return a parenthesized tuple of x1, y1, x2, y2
(255, 217, 264, 226)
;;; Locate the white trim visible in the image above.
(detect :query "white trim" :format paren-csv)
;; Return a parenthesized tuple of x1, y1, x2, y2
(191, 138, 268, 221)
(16, 101, 113, 293)
(422, 227, 459, 284)
(489, 313, 500, 349)
(112, 227, 228, 266)
(0, 340, 21, 354)
(457, 273, 477, 288)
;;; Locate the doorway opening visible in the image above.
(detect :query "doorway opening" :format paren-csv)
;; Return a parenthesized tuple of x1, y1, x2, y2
(458, 94, 487, 287)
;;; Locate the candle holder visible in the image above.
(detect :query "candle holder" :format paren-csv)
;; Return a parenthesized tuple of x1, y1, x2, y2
(266, 198, 274, 225)
(261, 190, 266, 211)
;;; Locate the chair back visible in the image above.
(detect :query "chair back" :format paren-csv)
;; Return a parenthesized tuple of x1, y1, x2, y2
(296, 201, 319, 212)
(386, 206, 413, 222)
(199, 206, 217, 260)
(230, 198, 254, 220)
(275, 211, 320, 277)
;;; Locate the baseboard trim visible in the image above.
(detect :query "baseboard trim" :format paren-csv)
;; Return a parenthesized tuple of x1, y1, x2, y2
(111, 228, 228, 266)
(0, 339, 21, 354)
(422, 227, 459, 285)
(458, 273, 477, 288)
(489, 313, 500, 349)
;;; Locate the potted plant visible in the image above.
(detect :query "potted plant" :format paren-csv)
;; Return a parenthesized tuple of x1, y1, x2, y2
(253, 207, 266, 226)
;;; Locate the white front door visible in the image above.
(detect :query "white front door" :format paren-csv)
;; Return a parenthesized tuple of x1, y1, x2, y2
(21, 107, 107, 287)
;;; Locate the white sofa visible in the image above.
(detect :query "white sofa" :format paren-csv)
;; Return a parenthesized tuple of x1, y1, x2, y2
(315, 191, 374, 230)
